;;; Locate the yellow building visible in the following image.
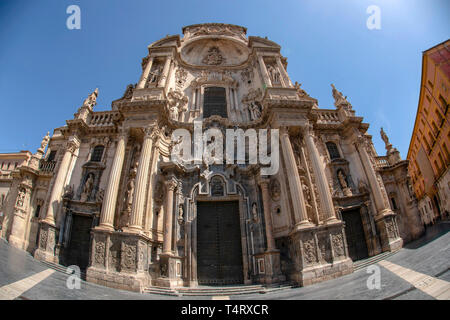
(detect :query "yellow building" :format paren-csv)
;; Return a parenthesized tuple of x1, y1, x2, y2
(407, 39, 450, 225)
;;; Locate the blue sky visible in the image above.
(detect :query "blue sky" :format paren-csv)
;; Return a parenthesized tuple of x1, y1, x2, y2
(0, 0, 448, 157)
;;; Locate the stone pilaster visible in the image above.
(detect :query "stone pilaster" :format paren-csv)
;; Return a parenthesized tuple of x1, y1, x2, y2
(303, 125, 339, 223)
(98, 129, 128, 231)
(128, 127, 156, 233)
(137, 56, 154, 89)
(158, 56, 172, 88)
(276, 56, 291, 87)
(258, 55, 272, 87)
(280, 127, 312, 229)
(8, 178, 33, 249)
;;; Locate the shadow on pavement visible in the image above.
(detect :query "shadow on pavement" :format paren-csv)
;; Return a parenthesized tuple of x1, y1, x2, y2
(404, 220, 450, 250)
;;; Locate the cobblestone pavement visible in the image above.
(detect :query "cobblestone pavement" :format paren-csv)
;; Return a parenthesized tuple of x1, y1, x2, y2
(0, 222, 448, 300)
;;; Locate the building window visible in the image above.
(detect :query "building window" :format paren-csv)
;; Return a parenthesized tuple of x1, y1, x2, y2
(47, 150, 57, 162)
(90, 145, 105, 162)
(390, 197, 397, 210)
(326, 142, 341, 160)
(34, 205, 41, 218)
(203, 86, 227, 119)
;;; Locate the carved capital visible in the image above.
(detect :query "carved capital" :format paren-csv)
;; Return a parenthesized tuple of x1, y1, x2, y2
(165, 179, 178, 191)
(65, 140, 79, 154)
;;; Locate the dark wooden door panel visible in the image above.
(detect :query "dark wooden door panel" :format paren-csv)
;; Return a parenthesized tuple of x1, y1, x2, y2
(65, 215, 92, 270)
(197, 201, 243, 285)
(342, 209, 369, 261)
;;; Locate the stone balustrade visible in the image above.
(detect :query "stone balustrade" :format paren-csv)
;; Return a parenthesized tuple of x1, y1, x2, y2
(39, 160, 56, 173)
(315, 110, 340, 125)
(375, 156, 390, 168)
(89, 112, 118, 127)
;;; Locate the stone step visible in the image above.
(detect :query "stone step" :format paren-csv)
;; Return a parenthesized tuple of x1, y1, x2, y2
(143, 287, 180, 297)
(39, 260, 87, 279)
(143, 283, 294, 297)
(353, 250, 400, 271)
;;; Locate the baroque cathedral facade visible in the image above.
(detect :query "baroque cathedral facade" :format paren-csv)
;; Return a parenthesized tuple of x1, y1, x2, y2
(0, 24, 424, 292)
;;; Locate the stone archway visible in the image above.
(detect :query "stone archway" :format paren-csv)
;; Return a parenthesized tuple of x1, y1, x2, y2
(185, 174, 252, 286)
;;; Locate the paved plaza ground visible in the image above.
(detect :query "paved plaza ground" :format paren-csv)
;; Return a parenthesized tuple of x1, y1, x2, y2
(0, 221, 449, 300)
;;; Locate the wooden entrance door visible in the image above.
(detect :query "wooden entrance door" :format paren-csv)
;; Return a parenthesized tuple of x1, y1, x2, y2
(197, 201, 243, 285)
(65, 214, 93, 271)
(342, 209, 369, 261)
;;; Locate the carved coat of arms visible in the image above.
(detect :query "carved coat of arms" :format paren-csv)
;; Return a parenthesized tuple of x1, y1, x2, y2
(202, 47, 225, 65)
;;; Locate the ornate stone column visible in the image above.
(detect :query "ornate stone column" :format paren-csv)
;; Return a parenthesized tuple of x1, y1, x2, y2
(280, 127, 312, 228)
(158, 56, 172, 88)
(258, 55, 272, 87)
(355, 136, 403, 252)
(303, 125, 338, 223)
(128, 126, 157, 232)
(137, 56, 154, 89)
(355, 136, 390, 215)
(43, 138, 79, 226)
(162, 179, 177, 254)
(98, 129, 128, 230)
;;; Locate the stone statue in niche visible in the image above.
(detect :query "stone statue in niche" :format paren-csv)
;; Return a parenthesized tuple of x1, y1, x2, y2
(80, 173, 94, 202)
(167, 89, 188, 121)
(242, 88, 263, 121)
(202, 46, 225, 65)
(148, 64, 163, 85)
(251, 202, 259, 222)
(337, 170, 352, 197)
(248, 101, 262, 121)
(125, 174, 136, 211)
(177, 204, 184, 242)
(16, 188, 26, 207)
(267, 64, 281, 84)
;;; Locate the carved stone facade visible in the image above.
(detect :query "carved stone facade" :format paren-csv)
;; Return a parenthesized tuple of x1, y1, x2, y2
(0, 23, 423, 292)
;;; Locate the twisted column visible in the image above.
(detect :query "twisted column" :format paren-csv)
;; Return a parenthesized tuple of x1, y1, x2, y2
(98, 129, 128, 230)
